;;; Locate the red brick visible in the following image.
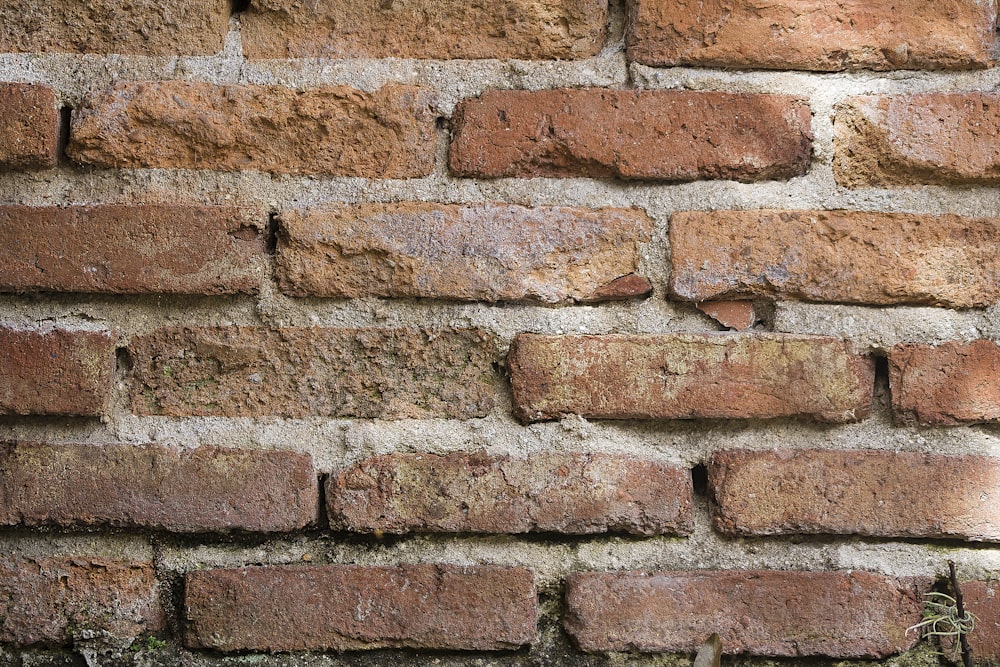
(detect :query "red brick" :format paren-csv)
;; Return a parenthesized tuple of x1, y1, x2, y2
(0, 84, 58, 170)
(835, 93, 1000, 187)
(68, 81, 437, 177)
(0, 441, 318, 533)
(627, 0, 996, 71)
(185, 564, 536, 652)
(890, 340, 1000, 425)
(710, 449, 1000, 542)
(565, 570, 925, 657)
(329, 451, 692, 536)
(276, 203, 653, 303)
(1, 205, 264, 295)
(670, 210, 1000, 308)
(449, 89, 812, 181)
(948, 580, 1000, 663)
(695, 301, 756, 330)
(0, 556, 164, 647)
(0, 328, 114, 416)
(129, 327, 498, 419)
(242, 0, 608, 60)
(509, 333, 874, 423)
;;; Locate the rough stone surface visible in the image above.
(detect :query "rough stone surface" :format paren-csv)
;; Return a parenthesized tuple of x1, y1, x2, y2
(185, 564, 536, 652)
(449, 89, 812, 181)
(695, 301, 756, 330)
(564, 570, 925, 657)
(68, 81, 438, 177)
(128, 327, 498, 419)
(276, 203, 653, 303)
(242, 0, 608, 60)
(0, 84, 58, 170)
(948, 580, 1000, 663)
(0, 441, 318, 533)
(509, 333, 874, 423)
(328, 451, 693, 536)
(627, 0, 998, 71)
(670, 210, 1000, 308)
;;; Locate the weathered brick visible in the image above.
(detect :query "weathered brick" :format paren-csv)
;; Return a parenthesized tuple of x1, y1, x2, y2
(68, 81, 437, 177)
(329, 451, 692, 536)
(710, 449, 1000, 542)
(509, 333, 874, 423)
(947, 580, 1000, 663)
(129, 327, 498, 419)
(1, 205, 264, 295)
(0, 441, 318, 533)
(242, 0, 608, 60)
(0, 0, 228, 55)
(890, 340, 1000, 425)
(695, 300, 756, 331)
(835, 93, 1000, 187)
(0, 328, 114, 416)
(627, 0, 997, 71)
(449, 89, 812, 181)
(670, 210, 1000, 308)
(276, 203, 652, 303)
(565, 570, 925, 657)
(0, 556, 163, 647)
(0, 84, 58, 170)
(185, 564, 536, 652)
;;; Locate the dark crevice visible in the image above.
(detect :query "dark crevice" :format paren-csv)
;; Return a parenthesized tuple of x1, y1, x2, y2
(691, 463, 708, 497)
(115, 347, 134, 375)
(265, 213, 279, 255)
(435, 116, 448, 130)
(315, 473, 330, 531)
(57, 107, 73, 166)
(231, 0, 251, 15)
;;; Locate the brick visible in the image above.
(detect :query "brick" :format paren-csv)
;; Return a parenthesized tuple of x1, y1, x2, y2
(1, 205, 264, 295)
(68, 81, 437, 177)
(695, 301, 756, 330)
(670, 210, 1000, 309)
(128, 327, 498, 419)
(276, 203, 653, 303)
(948, 580, 1000, 663)
(328, 451, 692, 536)
(564, 570, 925, 657)
(710, 449, 1000, 542)
(834, 93, 1000, 187)
(0, 328, 114, 416)
(0, 556, 163, 647)
(242, 0, 608, 60)
(627, 0, 997, 71)
(0, 441, 318, 533)
(0, 84, 58, 170)
(449, 89, 812, 181)
(509, 333, 874, 423)
(185, 564, 536, 652)
(890, 340, 1000, 425)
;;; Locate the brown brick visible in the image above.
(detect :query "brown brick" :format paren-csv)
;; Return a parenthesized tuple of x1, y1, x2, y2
(0, 441, 318, 532)
(0, 84, 58, 170)
(565, 570, 925, 657)
(449, 89, 812, 181)
(277, 203, 653, 303)
(695, 301, 756, 330)
(948, 580, 1000, 663)
(890, 340, 1000, 425)
(627, 0, 997, 71)
(185, 564, 536, 652)
(835, 93, 1000, 187)
(0, 328, 114, 416)
(0, 556, 163, 647)
(242, 0, 608, 60)
(1, 205, 264, 295)
(670, 210, 1000, 309)
(129, 327, 498, 419)
(68, 81, 437, 177)
(710, 449, 1000, 542)
(509, 333, 874, 423)
(329, 451, 692, 536)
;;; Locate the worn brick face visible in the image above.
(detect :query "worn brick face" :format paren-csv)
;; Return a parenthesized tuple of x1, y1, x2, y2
(0, 84, 59, 170)
(185, 564, 536, 652)
(449, 89, 812, 181)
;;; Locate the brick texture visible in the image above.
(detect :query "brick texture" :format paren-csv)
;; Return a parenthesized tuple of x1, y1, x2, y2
(0, 84, 58, 170)
(564, 570, 925, 657)
(276, 203, 653, 303)
(242, 0, 608, 60)
(128, 327, 498, 419)
(0, 441, 318, 533)
(949, 580, 1000, 663)
(328, 452, 692, 536)
(0, 328, 114, 416)
(449, 89, 812, 181)
(509, 333, 874, 423)
(68, 81, 437, 177)
(670, 210, 1000, 308)
(185, 564, 536, 652)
